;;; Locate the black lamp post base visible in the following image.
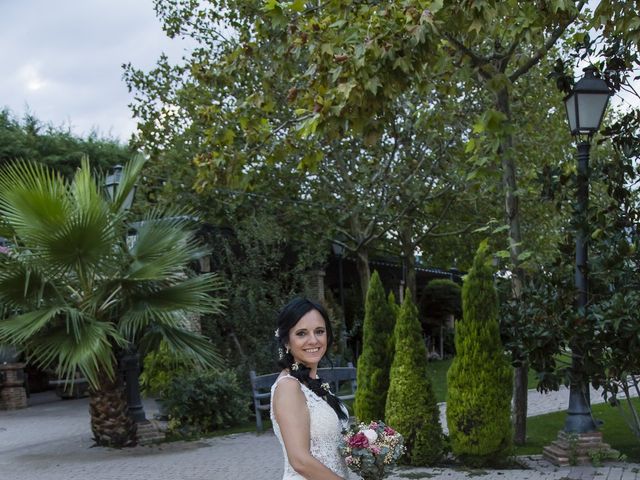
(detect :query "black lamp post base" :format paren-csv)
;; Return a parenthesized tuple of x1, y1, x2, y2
(543, 431, 618, 466)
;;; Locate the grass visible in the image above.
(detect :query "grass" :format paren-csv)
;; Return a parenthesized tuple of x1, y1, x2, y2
(514, 397, 640, 462)
(426, 358, 452, 403)
(426, 355, 571, 403)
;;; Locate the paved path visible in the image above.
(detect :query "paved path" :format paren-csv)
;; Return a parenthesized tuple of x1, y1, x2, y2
(1, 388, 639, 480)
(438, 383, 637, 433)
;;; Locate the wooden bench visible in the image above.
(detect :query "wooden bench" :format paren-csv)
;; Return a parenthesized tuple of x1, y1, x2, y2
(249, 364, 357, 432)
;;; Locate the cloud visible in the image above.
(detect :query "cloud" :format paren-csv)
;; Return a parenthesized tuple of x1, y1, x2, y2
(0, 0, 192, 142)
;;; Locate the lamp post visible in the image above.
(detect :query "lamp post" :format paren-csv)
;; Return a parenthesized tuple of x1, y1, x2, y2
(105, 165, 146, 423)
(331, 240, 347, 358)
(562, 66, 611, 434)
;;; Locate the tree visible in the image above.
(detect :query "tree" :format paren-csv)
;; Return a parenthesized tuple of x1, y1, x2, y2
(385, 290, 443, 466)
(446, 241, 512, 467)
(0, 109, 131, 178)
(0, 156, 224, 447)
(354, 271, 395, 422)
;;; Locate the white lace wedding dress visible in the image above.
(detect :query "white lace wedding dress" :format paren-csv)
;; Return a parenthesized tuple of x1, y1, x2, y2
(271, 374, 350, 479)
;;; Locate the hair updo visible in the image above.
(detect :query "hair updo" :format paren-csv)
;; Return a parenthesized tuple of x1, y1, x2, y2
(275, 297, 347, 421)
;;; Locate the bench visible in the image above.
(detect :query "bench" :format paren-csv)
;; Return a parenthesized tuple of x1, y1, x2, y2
(249, 364, 357, 432)
(49, 377, 89, 399)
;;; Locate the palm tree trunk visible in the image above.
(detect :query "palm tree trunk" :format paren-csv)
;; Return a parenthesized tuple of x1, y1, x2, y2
(89, 368, 137, 447)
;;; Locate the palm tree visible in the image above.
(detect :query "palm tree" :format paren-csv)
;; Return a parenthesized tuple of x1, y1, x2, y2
(0, 156, 224, 447)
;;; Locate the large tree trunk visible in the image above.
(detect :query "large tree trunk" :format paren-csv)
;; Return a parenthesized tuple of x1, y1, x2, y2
(496, 87, 527, 445)
(355, 248, 371, 303)
(89, 369, 137, 448)
(399, 225, 417, 300)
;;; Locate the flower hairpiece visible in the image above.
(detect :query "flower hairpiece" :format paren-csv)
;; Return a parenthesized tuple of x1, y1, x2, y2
(321, 382, 331, 393)
(291, 362, 300, 371)
(274, 328, 280, 338)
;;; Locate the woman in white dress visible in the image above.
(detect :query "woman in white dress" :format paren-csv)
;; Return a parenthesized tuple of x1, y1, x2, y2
(271, 298, 350, 480)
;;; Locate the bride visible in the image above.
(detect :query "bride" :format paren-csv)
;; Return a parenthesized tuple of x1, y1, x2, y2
(271, 298, 350, 479)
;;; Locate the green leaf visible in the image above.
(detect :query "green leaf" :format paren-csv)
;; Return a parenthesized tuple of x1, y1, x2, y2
(364, 77, 382, 95)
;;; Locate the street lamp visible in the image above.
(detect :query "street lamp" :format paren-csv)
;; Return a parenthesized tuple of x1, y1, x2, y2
(105, 165, 136, 210)
(562, 66, 612, 434)
(105, 165, 146, 423)
(331, 240, 348, 358)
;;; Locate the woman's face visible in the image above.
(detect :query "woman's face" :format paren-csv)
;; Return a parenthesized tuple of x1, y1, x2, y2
(286, 309, 328, 369)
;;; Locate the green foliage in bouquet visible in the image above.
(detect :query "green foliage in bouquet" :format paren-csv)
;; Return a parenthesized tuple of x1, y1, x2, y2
(163, 369, 250, 436)
(385, 290, 443, 466)
(446, 241, 513, 467)
(355, 271, 396, 422)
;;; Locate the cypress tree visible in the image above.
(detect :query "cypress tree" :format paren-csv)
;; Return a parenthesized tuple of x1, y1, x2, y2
(446, 241, 513, 467)
(354, 271, 395, 422)
(385, 290, 443, 466)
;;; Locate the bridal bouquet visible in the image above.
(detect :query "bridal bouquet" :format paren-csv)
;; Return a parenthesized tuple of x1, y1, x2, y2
(339, 421, 405, 480)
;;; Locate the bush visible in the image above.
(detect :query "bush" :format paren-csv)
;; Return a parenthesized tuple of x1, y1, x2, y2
(140, 342, 190, 399)
(163, 369, 250, 436)
(420, 279, 462, 320)
(385, 290, 443, 466)
(354, 271, 396, 422)
(446, 241, 512, 467)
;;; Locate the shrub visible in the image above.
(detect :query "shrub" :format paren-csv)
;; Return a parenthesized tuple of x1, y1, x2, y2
(385, 290, 443, 466)
(446, 241, 513, 467)
(354, 271, 396, 422)
(420, 279, 462, 320)
(163, 369, 250, 436)
(140, 342, 191, 399)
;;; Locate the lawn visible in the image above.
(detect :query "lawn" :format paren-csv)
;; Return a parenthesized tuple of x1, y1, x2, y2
(425, 355, 572, 403)
(426, 358, 452, 403)
(515, 397, 640, 462)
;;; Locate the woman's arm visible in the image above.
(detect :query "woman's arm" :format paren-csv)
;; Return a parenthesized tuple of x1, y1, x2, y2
(273, 377, 345, 480)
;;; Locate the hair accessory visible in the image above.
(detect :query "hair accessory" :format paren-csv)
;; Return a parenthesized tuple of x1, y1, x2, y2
(291, 362, 300, 371)
(274, 328, 280, 338)
(278, 347, 284, 359)
(321, 382, 331, 393)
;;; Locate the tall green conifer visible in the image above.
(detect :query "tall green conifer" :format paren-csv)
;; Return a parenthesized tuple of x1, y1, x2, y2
(385, 290, 443, 466)
(446, 241, 512, 466)
(354, 271, 395, 422)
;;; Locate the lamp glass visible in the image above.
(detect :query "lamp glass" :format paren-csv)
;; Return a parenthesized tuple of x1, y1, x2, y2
(576, 92, 610, 133)
(332, 241, 345, 257)
(564, 94, 577, 133)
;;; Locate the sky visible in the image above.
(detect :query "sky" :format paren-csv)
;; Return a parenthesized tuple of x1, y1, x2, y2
(0, 0, 191, 143)
(1, 1, 636, 145)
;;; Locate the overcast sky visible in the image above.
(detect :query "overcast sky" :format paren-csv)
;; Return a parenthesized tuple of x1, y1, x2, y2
(1, 1, 636, 146)
(0, 0, 191, 143)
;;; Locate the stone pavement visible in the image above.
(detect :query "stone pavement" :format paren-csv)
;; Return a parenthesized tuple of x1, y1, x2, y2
(1, 388, 639, 480)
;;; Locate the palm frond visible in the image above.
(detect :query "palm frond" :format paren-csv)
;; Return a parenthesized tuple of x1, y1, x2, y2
(0, 161, 70, 242)
(0, 307, 64, 344)
(0, 256, 58, 309)
(129, 274, 225, 313)
(139, 325, 223, 370)
(127, 210, 206, 281)
(117, 274, 225, 341)
(109, 154, 146, 215)
(27, 320, 122, 389)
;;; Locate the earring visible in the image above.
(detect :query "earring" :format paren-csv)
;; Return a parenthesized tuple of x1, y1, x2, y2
(285, 346, 290, 354)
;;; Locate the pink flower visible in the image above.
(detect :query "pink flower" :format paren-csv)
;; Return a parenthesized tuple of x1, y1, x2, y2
(384, 426, 396, 435)
(370, 445, 381, 455)
(345, 455, 353, 465)
(362, 428, 378, 443)
(369, 421, 379, 430)
(348, 432, 369, 449)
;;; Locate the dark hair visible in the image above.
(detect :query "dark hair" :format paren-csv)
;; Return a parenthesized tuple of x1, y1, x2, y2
(275, 297, 347, 421)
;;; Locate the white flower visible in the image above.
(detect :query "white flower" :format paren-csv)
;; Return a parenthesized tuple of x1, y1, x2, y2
(362, 429, 378, 443)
